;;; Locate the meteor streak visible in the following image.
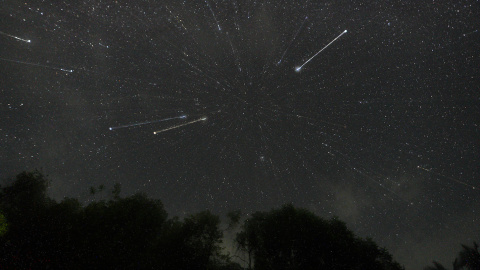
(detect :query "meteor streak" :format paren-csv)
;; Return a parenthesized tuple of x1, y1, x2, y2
(295, 29, 347, 72)
(153, 116, 207, 134)
(109, 115, 187, 131)
(417, 166, 478, 190)
(205, 0, 221, 31)
(0, 31, 31, 43)
(277, 16, 308, 65)
(0, 57, 73, 73)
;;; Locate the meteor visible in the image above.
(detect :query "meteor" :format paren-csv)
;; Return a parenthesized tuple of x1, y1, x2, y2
(0, 57, 73, 73)
(153, 116, 207, 135)
(205, 0, 221, 31)
(0, 31, 31, 43)
(417, 166, 478, 190)
(277, 16, 308, 65)
(109, 115, 187, 131)
(295, 29, 347, 72)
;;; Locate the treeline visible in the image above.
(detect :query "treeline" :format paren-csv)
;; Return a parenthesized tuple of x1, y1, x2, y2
(0, 170, 408, 269)
(424, 243, 480, 270)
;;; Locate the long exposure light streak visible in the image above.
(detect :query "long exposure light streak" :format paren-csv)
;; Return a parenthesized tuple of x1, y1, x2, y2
(295, 29, 347, 72)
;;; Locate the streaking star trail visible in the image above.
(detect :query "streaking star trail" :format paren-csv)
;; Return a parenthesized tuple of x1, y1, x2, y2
(0, 30, 31, 43)
(153, 117, 207, 135)
(295, 29, 347, 72)
(0, 57, 73, 73)
(109, 115, 187, 131)
(1, 2, 478, 269)
(205, 0, 221, 31)
(277, 16, 308, 65)
(417, 166, 478, 190)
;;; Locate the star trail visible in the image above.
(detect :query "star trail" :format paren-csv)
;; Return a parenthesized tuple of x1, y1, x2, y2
(1, 1, 479, 268)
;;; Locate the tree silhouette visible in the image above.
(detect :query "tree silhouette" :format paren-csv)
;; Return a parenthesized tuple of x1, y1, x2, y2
(425, 242, 480, 270)
(80, 193, 168, 268)
(112, 182, 121, 199)
(157, 210, 234, 269)
(455, 242, 480, 270)
(0, 170, 55, 268)
(0, 211, 7, 237)
(227, 210, 242, 230)
(0, 171, 405, 270)
(236, 204, 404, 270)
(424, 261, 450, 270)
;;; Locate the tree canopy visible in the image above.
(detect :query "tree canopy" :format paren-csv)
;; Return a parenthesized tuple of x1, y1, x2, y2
(424, 242, 480, 270)
(0, 170, 405, 269)
(235, 204, 404, 270)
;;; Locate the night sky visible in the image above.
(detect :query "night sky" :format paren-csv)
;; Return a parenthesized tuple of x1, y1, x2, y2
(1, 0, 479, 268)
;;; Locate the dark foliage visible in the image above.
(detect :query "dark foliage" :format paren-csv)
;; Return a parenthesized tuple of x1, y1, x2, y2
(425, 242, 480, 270)
(425, 261, 449, 270)
(0, 171, 403, 269)
(235, 204, 405, 270)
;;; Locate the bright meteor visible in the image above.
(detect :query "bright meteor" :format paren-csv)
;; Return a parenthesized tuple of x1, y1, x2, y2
(0, 31, 31, 43)
(153, 116, 207, 135)
(295, 29, 347, 72)
(109, 115, 187, 131)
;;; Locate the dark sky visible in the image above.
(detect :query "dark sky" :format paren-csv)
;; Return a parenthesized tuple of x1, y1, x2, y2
(1, 0, 479, 268)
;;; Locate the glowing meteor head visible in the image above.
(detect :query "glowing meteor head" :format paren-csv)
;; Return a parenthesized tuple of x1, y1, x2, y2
(27, 40, 31, 43)
(344, 30, 348, 33)
(295, 66, 302, 72)
(180, 115, 187, 119)
(201, 116, 207, 121)
(109, 127, 113, 131)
